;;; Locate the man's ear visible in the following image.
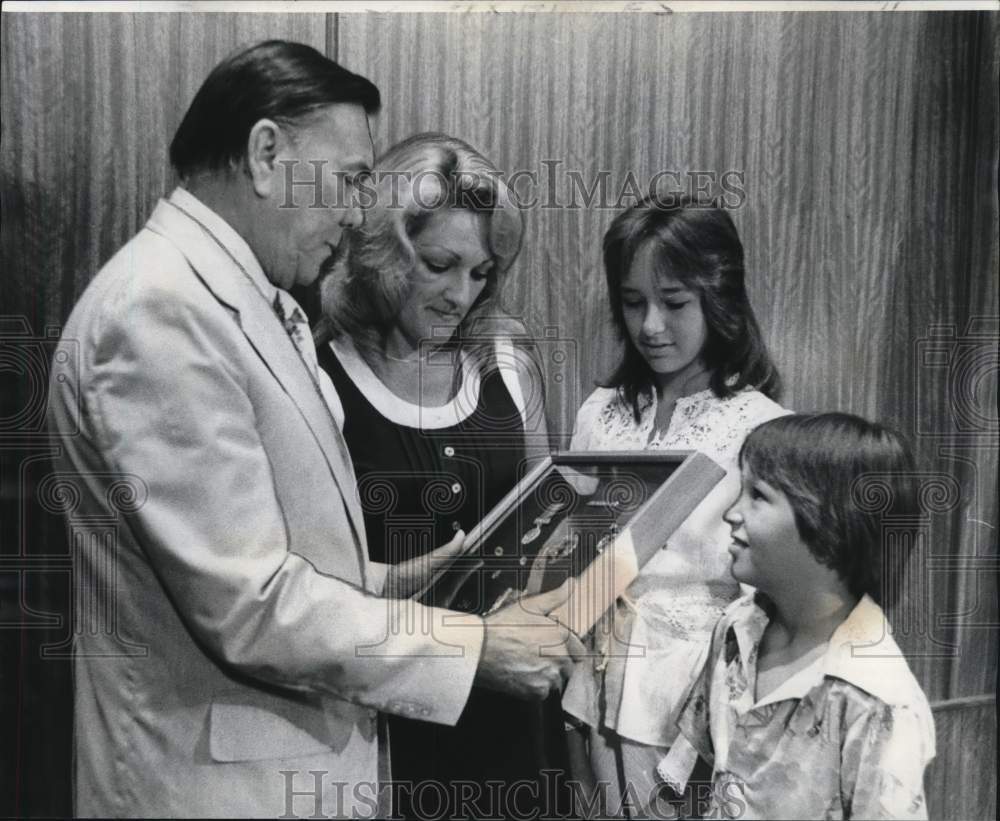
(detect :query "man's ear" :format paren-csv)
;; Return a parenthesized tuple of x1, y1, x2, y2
(245, 118, 285, 198)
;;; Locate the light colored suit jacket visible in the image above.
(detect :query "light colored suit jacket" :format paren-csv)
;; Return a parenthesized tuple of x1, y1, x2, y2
(47, 191, 484, 818)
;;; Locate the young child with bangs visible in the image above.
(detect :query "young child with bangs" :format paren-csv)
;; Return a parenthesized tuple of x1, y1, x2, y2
(657, 413, 936, 820)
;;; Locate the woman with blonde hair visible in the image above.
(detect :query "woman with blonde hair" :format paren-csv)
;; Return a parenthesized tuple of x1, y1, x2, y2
(316, 133, 566, 819)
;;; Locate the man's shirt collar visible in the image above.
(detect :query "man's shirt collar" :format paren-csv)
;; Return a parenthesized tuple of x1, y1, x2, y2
(166, 186, 280, 308)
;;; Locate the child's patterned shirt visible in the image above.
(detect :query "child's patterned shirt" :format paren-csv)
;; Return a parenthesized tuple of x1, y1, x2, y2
(658, 593, 936, 820)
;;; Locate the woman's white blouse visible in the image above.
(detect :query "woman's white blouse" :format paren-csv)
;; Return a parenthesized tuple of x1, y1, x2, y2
(561, 385, 789, 747)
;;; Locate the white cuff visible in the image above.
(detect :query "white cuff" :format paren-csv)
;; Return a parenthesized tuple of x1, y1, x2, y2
(656, 735, 701, 793)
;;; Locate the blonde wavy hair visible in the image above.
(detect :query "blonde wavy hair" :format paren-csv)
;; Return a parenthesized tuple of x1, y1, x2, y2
(319, 132, 524, 347)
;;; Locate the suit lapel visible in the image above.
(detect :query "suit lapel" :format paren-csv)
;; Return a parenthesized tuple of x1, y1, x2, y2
(145, 199, 369, 562)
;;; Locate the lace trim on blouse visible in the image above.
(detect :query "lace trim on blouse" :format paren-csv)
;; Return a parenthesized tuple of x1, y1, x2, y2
(574, 386, 784, 462)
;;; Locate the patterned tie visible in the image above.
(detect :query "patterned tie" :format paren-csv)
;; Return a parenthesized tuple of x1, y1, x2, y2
(273, 291, 317, 376)
(272, 290, 344, 429)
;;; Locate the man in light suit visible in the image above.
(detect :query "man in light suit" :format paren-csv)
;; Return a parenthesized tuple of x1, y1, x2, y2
(47, 41, 580, 818)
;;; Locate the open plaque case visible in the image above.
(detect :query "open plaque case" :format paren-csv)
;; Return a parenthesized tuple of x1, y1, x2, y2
(421, 450, 725, 635)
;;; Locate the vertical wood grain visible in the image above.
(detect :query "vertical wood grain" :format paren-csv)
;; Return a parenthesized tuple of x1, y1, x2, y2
(2, 12, 327, 331)
(926, 697, 998, 821)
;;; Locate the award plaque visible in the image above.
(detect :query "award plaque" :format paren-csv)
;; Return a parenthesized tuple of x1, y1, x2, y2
(421, 450, 725, 634)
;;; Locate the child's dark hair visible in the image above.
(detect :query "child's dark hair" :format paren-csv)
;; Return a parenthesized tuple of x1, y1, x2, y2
(601, 194, 781, 422)
(739, 413, 920, 602)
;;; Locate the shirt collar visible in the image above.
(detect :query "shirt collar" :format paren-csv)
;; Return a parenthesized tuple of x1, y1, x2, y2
(726, 592, 772, 667)
(726, 593, 915, 708)
(820, 593, 916, 705)
(166, 187, 312, 324)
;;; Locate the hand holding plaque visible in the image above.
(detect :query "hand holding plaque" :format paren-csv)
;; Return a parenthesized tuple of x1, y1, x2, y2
(474, 580, 586, 700)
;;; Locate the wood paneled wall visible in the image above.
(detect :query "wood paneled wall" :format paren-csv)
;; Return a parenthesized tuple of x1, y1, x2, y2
(1, 12, 328, 324)
(2, 10, 996, 819)
(926, 696, 997, 821)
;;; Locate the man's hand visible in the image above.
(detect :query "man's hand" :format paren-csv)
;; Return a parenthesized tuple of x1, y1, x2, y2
(474, 580, 586, 700)
(383, 529, 468, 600)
